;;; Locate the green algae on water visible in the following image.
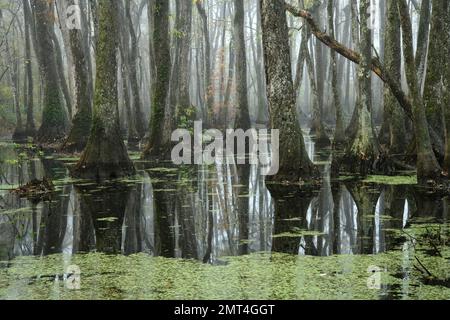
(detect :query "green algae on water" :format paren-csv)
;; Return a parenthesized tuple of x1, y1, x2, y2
(0, 249, 449, 300)
(363, 175, 418, 185)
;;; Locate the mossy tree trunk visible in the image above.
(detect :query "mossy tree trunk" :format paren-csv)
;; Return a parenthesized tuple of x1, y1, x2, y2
(172, 0, 196, 130)
(327, 0, 345, 148)
(384, 0, 406, 157)
(143, 0, 171, 159)
(73, 0, 134, 181)
(398, 0, 442, 183)
(423, 0, 446, 140)
(443, 2, 450, 173)
(260, 0, 317, 183)
(61, 0, 92, 153)
(342, 0, 380, 175)
(33, 0, 68, 144)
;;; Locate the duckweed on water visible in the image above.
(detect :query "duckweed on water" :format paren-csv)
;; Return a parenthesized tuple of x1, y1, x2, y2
(0, 249, 449, 300)
(363, 175, 418, 185)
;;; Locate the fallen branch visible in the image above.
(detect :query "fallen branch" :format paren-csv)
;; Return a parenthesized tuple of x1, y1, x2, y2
(414, 256, 434, 278)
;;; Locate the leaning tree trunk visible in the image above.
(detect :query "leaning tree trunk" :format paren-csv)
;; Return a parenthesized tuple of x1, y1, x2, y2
(33, 0, 68, 144)
(260, 0, 317, 184)
(415, 0, 431, 87)
(398, 0, 442, 183)
(61, 0, 92, 153)
(143, 0, 172, 159)
(73, 0, 134, 181)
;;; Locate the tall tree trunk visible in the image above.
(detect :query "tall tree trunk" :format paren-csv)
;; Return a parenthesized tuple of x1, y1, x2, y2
(118, 0, 138, 141)
(423, 0, 446, 140)
(62, 0, 93, 153)
(398, 0, 442, 183)
(345, 0, 361, 141)
(384, 0, 406, 157)
(143, 0, 171, 158)
(73, 0, 134, 181)
(260, 0, 317, 184)
(233, 0, 251, 130)
(126, 0, 146, 140)
(442, 2, 450, 173)
(255, 0, 268, 125)
(176, 0, 195, 128)
(49, 24, 73, 120)
(33, 0, 69, 144)
(0, 9, 24, 140)
(328, 0, 345, 147)
(23, 0, 36, 137)
(196, 1, 213, 126)
(342, 0, 380, 175)
(310, 5, 329, 147)
(415, 0, 431, 88)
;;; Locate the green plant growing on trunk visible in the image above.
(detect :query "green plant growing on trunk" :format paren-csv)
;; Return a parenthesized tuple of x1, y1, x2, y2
(72, 0, 134, 181)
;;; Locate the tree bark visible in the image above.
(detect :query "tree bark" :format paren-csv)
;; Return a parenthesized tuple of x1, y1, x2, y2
(23, 0, 36, 137)
(341, 0, 380, 175)
(233, 0, 251, 130)
(328, 0, 345, 147)
(442, 2, 450, 173)
(260, 0, 317, 184)
(384, 0, 406, 157)
(73, 0, 134, 181)
(143, 0, 172, 158)
(62, 0, 93, 153)
(397, 0, 442, 183)
(415, 0, 431, 87)
(423, 0, 446, 139)
(125, 0, 146, 140)
(196, 1, 213, 126)
(33, 0, 69, 144)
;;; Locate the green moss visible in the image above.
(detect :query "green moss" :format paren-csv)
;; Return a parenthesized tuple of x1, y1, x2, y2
(363, 175, 418, 185)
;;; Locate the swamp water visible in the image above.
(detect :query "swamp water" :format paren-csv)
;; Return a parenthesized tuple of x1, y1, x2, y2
(0, 139, 448, 300)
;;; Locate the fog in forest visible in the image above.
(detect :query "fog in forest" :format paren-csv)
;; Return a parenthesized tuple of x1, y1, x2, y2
(0, 0, 449, 301)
